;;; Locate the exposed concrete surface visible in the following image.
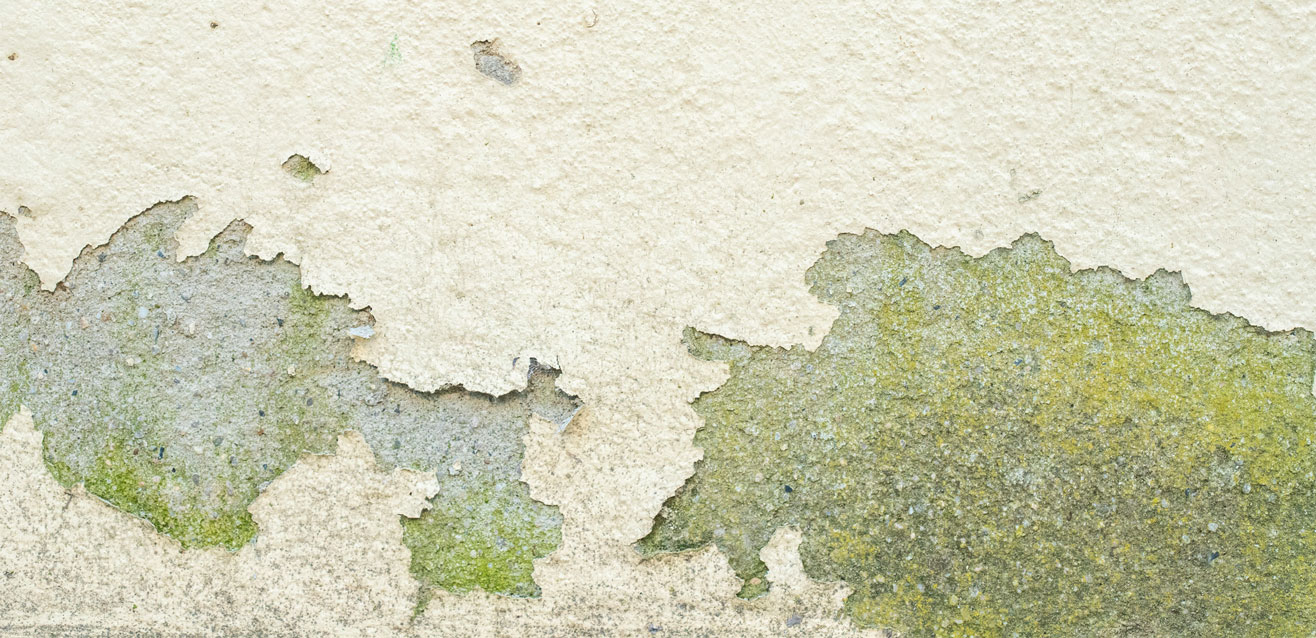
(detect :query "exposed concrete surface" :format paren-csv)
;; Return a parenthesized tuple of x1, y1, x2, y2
(0, 409, 439, 635)
(644, 231, 1316, 635)
(2, 0, 1315, 635)
(0, 199, 576, 598)
(0, 409, 884, 637)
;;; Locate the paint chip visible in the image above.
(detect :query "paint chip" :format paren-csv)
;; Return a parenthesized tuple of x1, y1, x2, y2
(471, 39, 521, 86)
(281, 154, 323, 182)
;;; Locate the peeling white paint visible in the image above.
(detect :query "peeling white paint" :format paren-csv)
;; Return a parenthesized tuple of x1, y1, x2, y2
(2, 0, 1315, 633)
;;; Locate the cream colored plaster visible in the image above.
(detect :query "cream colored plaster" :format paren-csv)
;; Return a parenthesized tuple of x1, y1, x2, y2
(0, 410, 881, 636)
(0, 409, 438, 635)
(2, 0, 1315, 634)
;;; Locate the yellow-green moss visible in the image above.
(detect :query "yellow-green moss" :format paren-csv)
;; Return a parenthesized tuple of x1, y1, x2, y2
(640, 230, 1316, 637)
(281, 154, 323, 182)
(47, 438, 259, 547)
(403, 481, 561, 597)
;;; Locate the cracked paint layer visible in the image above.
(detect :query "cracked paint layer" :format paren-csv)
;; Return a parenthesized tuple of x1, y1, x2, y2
(640, 230, 1316, 637)
(0, 200, 576, 596)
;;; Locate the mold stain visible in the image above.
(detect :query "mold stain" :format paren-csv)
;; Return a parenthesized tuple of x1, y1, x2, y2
(0, 200, 576, 597)
(281, 154, 323, 182)
(639, 230, 1316, 637)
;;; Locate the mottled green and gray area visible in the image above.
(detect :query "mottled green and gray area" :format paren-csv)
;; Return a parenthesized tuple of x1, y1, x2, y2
(0, 200, 575, 597)
(640, 230, 1316, 637)
(281, 154, 323, 182)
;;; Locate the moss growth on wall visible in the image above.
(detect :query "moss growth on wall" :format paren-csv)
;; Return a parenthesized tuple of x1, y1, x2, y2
(404, 481, 562, 597)
(640, 230, 1316, 637)
(281, 154, 323, 182)
(0, 201, 575, 597)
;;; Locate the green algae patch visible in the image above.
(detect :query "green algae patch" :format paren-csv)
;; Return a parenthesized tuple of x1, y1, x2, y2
(404, 481, 561, 597)
(0, 201, 577, 595)
(639, 230, 1316, 637)
(281, 154, 323, 182)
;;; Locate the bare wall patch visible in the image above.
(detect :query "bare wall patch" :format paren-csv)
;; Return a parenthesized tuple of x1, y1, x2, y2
(282, 154, 323, 183)
(471, 40, 521, 86)
(640, 230, 1316, 637)
(0, 200, 576, 597)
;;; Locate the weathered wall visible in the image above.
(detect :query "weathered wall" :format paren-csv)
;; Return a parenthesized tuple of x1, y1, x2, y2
(1, 0, 1314, 635)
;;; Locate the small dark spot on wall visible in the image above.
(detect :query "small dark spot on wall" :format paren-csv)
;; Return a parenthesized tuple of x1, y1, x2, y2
(210, 21, 219, 29)
(1018, 189, 1042, 203)
(7, 53, 16, 61)
(471, 39, 521, 86)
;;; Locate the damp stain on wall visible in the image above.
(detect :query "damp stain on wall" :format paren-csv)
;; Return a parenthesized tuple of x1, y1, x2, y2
(639, 230, 1316, 637)
(0, 200, 576, 597)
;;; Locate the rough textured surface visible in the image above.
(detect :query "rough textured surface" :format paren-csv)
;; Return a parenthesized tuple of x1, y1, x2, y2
(0, 409, 883, 637)
(0, 409, 442, 635)
(643, 230, 1316, 636)
(471, 40, 521, 86)
(0, 200, 575, 595)
(2, 0, 1316, 634)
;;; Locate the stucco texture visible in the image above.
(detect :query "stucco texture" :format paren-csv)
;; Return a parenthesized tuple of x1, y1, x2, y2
(1, 0, 1314, 635)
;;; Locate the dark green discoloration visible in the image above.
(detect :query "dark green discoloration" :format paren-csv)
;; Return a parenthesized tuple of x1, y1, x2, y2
(640, 230, 1316, 637)
(0, 201, 575, 596)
